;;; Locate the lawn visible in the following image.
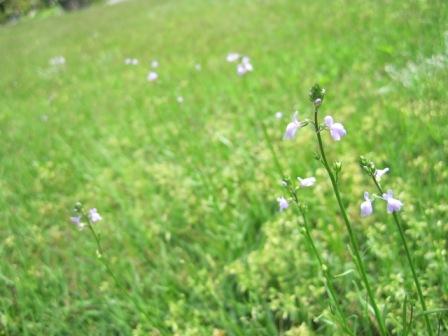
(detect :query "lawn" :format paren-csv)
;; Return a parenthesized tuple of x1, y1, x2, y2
(0, 0, 447, 335)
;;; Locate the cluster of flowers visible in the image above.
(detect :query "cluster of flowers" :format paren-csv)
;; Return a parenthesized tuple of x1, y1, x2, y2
(360, 168, 403, 216)
(123, 57, 159, 80)
(277, 176, 316, 211)
(70, 206, 102, 230)
(226, 52, 254, 76)
(279, 107, 403, 217)
(283, 110, 346, 141)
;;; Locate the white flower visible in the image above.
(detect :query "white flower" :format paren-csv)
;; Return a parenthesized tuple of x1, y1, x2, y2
(360, 192, 373, 217)
(283, 113, 301, 140)
(277, 197, 289, 211)
(226, 52, 240, 62)
(382, 190, 403, 213)
(236, 56, 253, 76)
(151, 60, 159, 68)
(70, 216, 85, 230)
(88, 208, 102, 223)
(177, 96, 184, 104)
(124, 58, 139, 65)
(241, 56, 251, 65)
(324, 116, 347, 141)
(195, 63, 201, 71)
(297, 176, 316, 187)
(275, 112, 283, 119)
(374, 167, 390, 181)
(49, 56, 65, 66)
(147, 71, 158, 82)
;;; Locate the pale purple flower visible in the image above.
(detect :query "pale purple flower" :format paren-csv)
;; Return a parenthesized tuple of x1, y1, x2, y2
(147, 71, 158, 82)
(382, 190, 403, 213)
(360, 192, 373, 217)
(324, 116, 347, 141)
(226, 52, 240, 62)
(70, 216, 85, 230)
(277, 197, 289, 211)
(374, 167, 390, 181)
(283, 113, 301, 140)
(151, 60, 159, 68)
(275, 111, 283, 119)
(88, 208, 102, 223)
(297, 176, 316, 187)
(237, 63, 246, 76)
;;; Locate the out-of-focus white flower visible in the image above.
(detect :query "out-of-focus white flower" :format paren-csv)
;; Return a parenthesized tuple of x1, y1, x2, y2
(375, 167, 390, 181)
(151, 60, 159, 68)
(277, 197, 289, 211)
(297, 176, 316, 187)
(227, 52, 240, 62)
(382, 190, 403, 213)
(70, 216, 85, 230)
(88, 208, 102, 223)
(360, 192, 373, 217)
(49, 56, 66, 66)
(124, 58, 139, 65)
(275, 112, 283, 119)
(284, 112, 301, 140)
(241, 56, 251, 65)
(236, 56, 253, 76)
(147, 71, 158, 82)
(195, 63, 201, 71)
(177, 96, 184, 104)
(324, 116, 347, 141)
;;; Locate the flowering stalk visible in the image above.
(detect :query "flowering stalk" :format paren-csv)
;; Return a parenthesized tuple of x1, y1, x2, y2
(260, 122, 353, 335)
(359, 158, 434, 336)
(285, 182, 354, 335)
(310, 86, 388, 335)
(71, 203, 154, 324)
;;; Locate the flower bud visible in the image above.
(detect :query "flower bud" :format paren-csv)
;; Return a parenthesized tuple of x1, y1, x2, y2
(333, 161, 342, 173)
(359, 156, 376, 175)
(74, 202, 83, 212)
(309, 84, 326, 103)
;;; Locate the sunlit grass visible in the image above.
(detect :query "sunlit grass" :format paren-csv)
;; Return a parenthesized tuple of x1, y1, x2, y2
(0, 0, 447, 334)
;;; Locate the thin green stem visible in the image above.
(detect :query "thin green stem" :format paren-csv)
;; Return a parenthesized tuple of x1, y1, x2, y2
(260, 120, 353, 335)
(85, 218, 155, 325)
(291, 195, 354, 335)
(313, 106, 388, 336)
(371, 177, 433, 336)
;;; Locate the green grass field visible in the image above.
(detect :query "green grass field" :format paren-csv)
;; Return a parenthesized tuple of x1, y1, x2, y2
(1, 0, 448, 334)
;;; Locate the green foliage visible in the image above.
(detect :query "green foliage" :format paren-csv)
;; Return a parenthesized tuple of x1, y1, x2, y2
(0, 0, 447, 334)
(0, 0, 42, 21)
(0, 0, 100, 22)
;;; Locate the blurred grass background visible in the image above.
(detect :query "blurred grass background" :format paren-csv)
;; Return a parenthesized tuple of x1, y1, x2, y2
(0, 0, 447, 334)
